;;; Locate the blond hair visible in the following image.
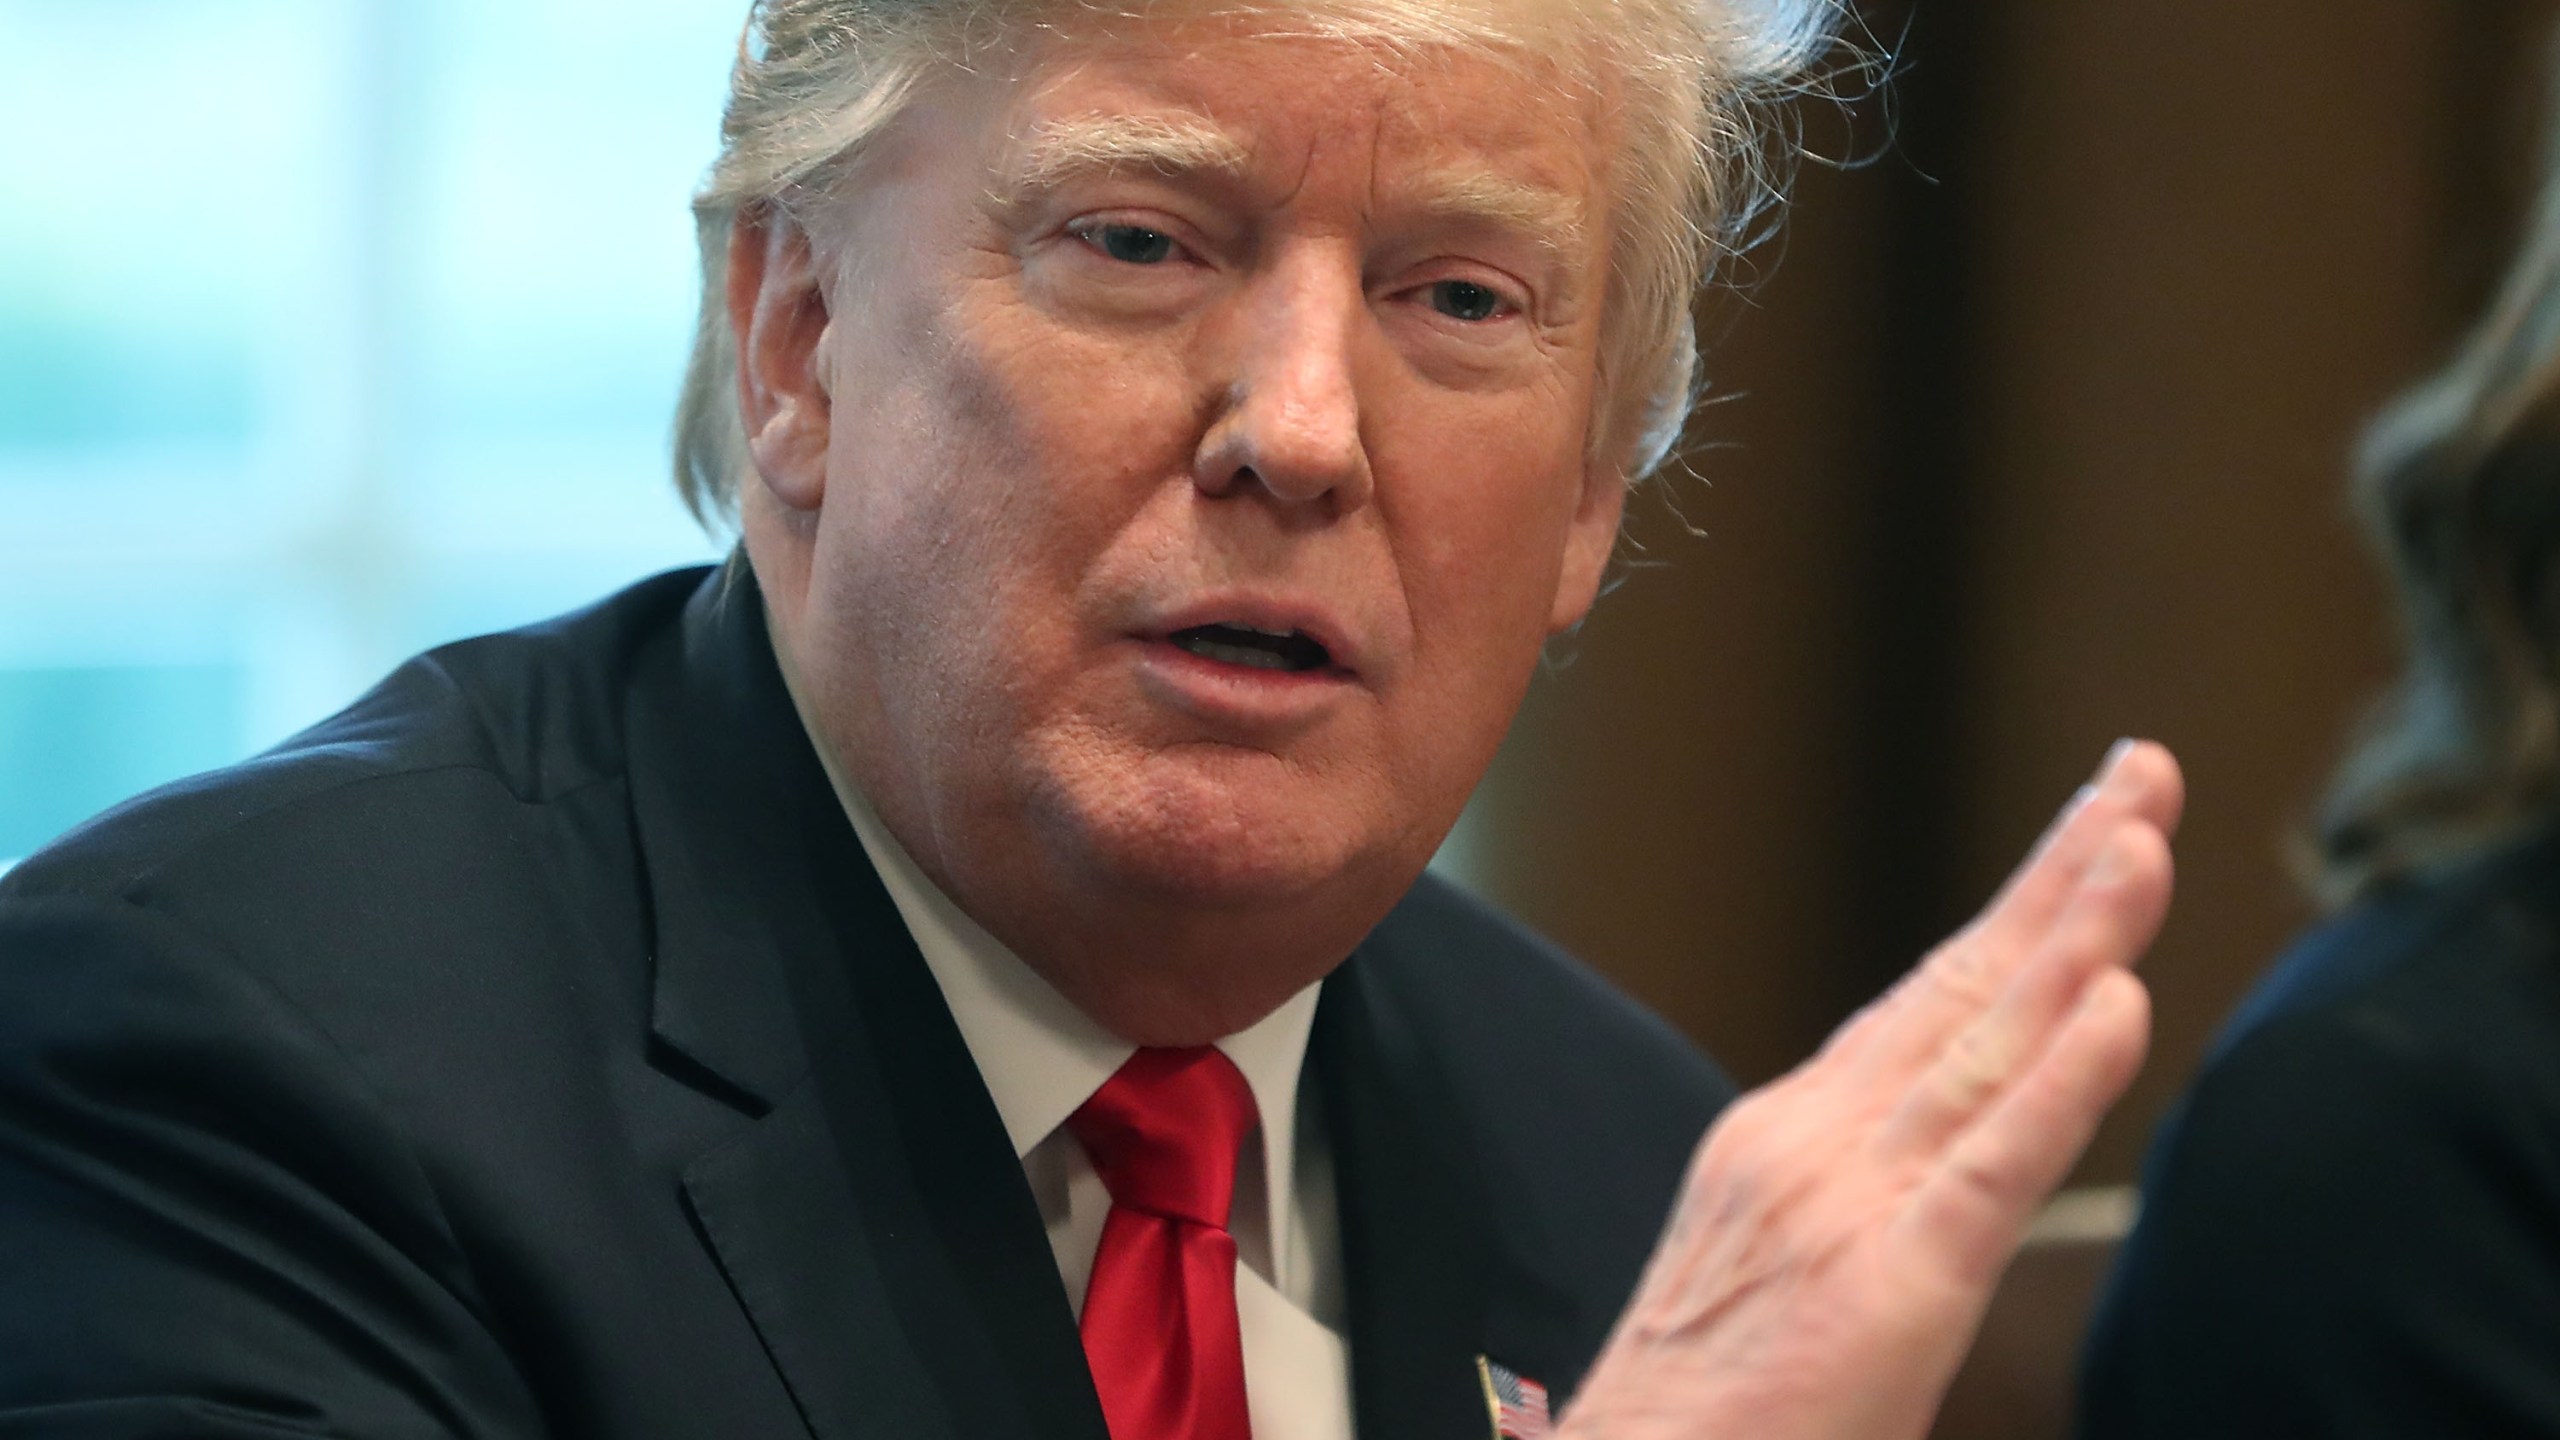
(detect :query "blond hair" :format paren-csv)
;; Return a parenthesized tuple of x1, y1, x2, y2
(672, 0, 1840, 526)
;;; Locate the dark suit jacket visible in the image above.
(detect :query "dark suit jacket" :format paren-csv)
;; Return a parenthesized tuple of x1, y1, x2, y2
(2078, 825, 2560, 1438)
(0, 564, 1733, 1440)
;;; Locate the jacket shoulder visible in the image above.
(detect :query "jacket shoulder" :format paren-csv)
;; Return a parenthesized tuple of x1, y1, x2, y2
(1349, 871, 1733, 1401)
(1362, 868, 1736, 1114)
(2080, 834, 2560, 1437)
(2205, 827, 2560, 1092)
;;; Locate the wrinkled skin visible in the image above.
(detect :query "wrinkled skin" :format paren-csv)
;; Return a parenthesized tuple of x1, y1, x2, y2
(1566, 741, 2180, 1439)
(729, 14, 2185, 1437)
(737, 23, 1625, 1046)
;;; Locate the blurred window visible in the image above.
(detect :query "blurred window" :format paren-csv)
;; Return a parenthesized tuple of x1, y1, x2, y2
(0, 0, 737, 858)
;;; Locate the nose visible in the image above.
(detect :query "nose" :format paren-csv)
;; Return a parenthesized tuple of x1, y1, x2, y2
(1192, 252, 1375, 514)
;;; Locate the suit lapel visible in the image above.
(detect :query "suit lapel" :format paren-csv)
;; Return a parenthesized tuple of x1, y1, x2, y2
(679, 1081, 958, 1440)
(629, 563, 1107, 1440)
(1313, 953, 1503, 1440)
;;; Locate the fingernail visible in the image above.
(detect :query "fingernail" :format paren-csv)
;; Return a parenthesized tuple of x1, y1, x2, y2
(2093, 737, 2137, 783)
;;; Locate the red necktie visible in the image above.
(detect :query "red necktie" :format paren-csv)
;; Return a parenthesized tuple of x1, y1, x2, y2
(1068, 1046, 1259, 1440)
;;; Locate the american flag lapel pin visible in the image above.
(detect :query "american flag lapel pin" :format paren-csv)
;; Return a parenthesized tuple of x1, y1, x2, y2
(1475, 1355, 1553, 1440)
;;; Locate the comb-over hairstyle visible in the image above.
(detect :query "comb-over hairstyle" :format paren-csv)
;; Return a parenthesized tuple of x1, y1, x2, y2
(671, 0, 1842, 526)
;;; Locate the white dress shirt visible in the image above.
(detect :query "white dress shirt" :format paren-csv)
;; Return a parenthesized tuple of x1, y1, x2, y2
(831, 777, 1357, 1440)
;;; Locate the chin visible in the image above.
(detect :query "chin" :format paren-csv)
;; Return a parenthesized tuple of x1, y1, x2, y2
(1024, 742, 1408, 912)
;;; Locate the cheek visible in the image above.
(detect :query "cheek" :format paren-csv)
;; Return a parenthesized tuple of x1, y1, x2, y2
(980, 289, 1209, 475)
(923, 304, 1209, 600)
(1382, 386, 1590, 664)
(820, 292, 1200, 697)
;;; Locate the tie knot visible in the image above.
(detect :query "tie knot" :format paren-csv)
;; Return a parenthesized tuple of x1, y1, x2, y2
(1067, 1047, 1259, 1228)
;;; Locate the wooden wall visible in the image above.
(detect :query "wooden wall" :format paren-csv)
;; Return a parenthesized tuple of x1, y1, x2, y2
(1461, 0, 2560, 1193)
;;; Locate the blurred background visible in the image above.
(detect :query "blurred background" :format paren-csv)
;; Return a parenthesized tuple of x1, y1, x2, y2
(5, 0, 2558, 1433)
(0, 0, 726, 866)
(1452, 4, 2560, 1433)
(1472, 0, 2560, 1197)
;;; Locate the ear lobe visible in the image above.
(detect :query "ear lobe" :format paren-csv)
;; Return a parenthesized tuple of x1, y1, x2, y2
(727, 206, 835, 511)
(1547, 460, 1628, 635)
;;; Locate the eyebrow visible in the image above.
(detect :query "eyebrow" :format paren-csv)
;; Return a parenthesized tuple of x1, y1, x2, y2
(993, 112, 1589, 260)
(1398, 168, 1589, 259)
(997, 113, 1254, 198)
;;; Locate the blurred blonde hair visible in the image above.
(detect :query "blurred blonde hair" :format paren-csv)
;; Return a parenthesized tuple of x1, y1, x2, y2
(670, 0, 1842, 525)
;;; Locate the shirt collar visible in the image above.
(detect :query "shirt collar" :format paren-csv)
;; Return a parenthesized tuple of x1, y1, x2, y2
(820, 756, 1320, 1253)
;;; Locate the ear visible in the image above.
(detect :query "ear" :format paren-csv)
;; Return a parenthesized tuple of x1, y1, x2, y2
(727, 206, 835, 512)
(1547, 458, 1628, 634)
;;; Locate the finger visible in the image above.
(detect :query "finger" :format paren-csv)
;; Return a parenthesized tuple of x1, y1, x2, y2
(1870, 820, 2171, 1165)
(1893, 968, 2151, 1289)
(1813, 743, 2177, 1086)
(1972, 740, 2184, 955)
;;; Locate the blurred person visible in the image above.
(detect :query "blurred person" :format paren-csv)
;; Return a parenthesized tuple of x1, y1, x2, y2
(2078, 72, 2560, 1440)
(0, 2, 2184, 1438)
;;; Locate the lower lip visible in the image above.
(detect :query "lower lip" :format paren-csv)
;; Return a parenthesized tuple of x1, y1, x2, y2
(1129, 638, 1359, 729)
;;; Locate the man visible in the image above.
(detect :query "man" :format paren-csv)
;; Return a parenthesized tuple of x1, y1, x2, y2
(0, 1, 2183, 1437)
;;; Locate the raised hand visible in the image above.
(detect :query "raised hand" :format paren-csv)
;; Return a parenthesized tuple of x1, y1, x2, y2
(1564, 740, 2184, 1440)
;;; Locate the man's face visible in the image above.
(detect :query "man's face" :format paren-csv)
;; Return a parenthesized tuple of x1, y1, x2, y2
(746, 15, 1624, 1006)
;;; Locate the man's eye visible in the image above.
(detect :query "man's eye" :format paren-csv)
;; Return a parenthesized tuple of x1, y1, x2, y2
(1083, 223, 1176, 264)
(1427, 279, 1504, 322)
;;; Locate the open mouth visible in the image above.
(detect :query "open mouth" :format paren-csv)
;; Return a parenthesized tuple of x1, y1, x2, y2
(1167, 623, 1334, 673)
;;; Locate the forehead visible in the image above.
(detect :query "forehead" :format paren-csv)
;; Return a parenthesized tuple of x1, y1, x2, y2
(986, 18, 1616, 229)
